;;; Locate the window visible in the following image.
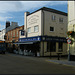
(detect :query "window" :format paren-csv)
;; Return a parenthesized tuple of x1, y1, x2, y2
(58, 42, 63, 52)
(13, 30, 15, 37)
(59, 18, 63, 22)
(11, 31, 12, 37)
(47, 42, 56, 52)
(17, 30, 18, 37)
(50, 27, 54, 32)
(34, 25, 39, 32)
(52, 15, 56, 21)
(28, 27, 31, 33)
(21, 30, 24, 36)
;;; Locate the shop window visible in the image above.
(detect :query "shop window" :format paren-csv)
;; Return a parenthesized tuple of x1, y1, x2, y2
(34, 25, 39, 32)
(28, 27, 31, 33)
(58, 42, 63, 52)
(52, 15, 56, 21)
(47, 42, 56, 52)
(50, 27, 54, 32)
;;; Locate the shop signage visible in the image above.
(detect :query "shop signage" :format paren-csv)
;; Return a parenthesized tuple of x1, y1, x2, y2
(19, 36, 67, 42)
(19, 36, 41, 42)
(42, 36, 67, 42)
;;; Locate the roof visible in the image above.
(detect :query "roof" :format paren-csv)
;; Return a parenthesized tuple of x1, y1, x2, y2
(27, 7, 67, 16)
(6, 25, 24, 33)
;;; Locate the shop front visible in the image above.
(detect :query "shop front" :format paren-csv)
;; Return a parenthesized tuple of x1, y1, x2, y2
(14, 36, 67, 56)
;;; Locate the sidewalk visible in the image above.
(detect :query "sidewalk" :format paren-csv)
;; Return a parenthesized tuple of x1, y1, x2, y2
(48, 57, 75, 67)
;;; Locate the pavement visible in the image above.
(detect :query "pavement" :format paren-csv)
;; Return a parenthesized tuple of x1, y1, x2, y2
(48, 59, 75, 67)
(44, 56, 75, 67)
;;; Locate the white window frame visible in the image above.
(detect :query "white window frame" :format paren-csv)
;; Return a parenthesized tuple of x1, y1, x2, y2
(52, 15, 56, 21)
(28, 27, 31, 33)
(17, 30, 18, 37)
(34, 25, 39, 32)
(59, 18, 63, 23)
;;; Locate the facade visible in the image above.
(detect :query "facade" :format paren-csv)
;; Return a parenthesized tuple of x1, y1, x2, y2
(5, 25, 24, 52)
(19, 7, 67, 56)
(68, 1, 75, 60)
(0, 29, 6, 41)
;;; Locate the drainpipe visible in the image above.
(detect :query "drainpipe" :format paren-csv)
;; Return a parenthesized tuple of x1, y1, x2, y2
(42, 10, 44, 56)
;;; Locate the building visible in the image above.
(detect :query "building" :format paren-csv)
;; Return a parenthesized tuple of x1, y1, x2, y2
(0, 29, 6, 41)
(5, 25, 24, 52)
(5, 21, 24, 52)
(18, 7, 67, 56)
(68, 1, 75, 60)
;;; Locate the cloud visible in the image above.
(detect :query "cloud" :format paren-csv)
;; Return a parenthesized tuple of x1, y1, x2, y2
(0, 1, 67, 13)
(0, 24, 5, 30)
(0, 1, 67, 30)
(0, 16, 13, 22)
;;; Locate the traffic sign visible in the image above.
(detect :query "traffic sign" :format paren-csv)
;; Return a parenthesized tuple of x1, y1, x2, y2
(67, 38, 71, 44)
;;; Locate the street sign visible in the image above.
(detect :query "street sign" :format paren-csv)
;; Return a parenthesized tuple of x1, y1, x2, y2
(67, 38, 71, 44)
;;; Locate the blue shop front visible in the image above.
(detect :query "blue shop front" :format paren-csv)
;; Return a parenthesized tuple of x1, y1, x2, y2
(14, 36, 67, 56)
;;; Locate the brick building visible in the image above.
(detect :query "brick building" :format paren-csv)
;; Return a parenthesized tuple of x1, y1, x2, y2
(5, 25, 24, 52)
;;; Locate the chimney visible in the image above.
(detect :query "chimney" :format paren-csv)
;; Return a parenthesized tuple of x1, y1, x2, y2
(24, 12, 30, 37)
(6, 21, 10, 28)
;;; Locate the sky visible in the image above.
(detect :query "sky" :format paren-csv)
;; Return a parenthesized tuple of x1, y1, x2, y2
(0, 1, 68, 30)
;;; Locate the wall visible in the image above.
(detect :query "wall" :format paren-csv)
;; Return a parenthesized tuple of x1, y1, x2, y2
(0, 29, 5, 41)
(68, 1, 75, 56)
(43, 10, 67, 37)
(26, 10, 42, 37)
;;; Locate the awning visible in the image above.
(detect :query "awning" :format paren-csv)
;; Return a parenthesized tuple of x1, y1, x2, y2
(13, 41, 37, 44)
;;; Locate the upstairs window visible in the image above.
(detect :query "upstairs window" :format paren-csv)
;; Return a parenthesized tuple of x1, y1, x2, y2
(28, 27, 31, 33)
(50, 27, 54, 32)
(34, 25, 39, 32)
(59, 18, 63, 22)
(52, 15, 56, 21)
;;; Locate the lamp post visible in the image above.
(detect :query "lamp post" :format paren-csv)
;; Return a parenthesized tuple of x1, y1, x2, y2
(68, 44, 70, 61)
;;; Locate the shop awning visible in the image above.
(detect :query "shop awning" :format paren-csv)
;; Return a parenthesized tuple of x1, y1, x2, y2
(13, 41, 37, 44)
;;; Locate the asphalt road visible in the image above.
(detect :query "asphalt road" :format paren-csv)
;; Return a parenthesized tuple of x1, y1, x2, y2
(0, 53, 75, 74)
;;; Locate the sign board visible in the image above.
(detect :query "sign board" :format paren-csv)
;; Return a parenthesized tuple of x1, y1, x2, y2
(67, 38, 71, 44)
(19, 36, 67, 42)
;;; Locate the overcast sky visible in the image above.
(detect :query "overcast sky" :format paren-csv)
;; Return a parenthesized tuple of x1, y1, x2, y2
(0, 1, 67, 30)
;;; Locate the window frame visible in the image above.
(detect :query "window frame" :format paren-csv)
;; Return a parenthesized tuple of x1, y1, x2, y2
(59, 17, 63, 23)
(52, 15, 56, 21)
(27, 27, 31, 33)
(50, 26, 54, 32)
(47, 42, 56, 52)
(58, 42, 63, 52)
(34, 25, 39, 32)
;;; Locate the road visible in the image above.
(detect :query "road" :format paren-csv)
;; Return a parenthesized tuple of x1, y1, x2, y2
(0, 53, 75, 74)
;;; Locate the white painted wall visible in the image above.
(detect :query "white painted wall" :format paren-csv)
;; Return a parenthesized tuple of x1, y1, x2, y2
(0, 29, 5, 41)
(68, 1, 75, 31)
(26, 10, 42, 37)
(68, 1, 75, 55)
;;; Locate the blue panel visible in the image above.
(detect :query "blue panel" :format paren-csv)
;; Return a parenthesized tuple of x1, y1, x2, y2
(19, 36, 41, 42)
(19, 36, 67, 43)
